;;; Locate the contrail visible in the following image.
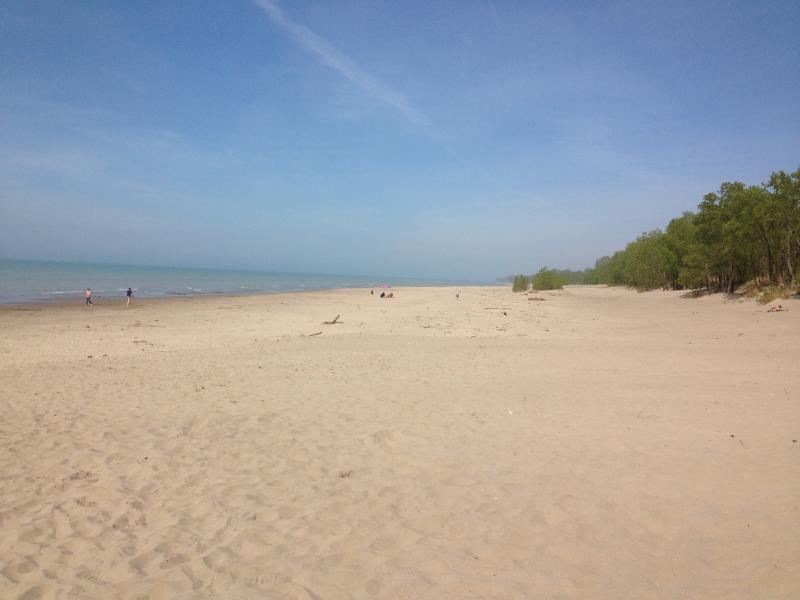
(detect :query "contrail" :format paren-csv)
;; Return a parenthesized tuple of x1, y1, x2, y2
(254, 0, 427, 126)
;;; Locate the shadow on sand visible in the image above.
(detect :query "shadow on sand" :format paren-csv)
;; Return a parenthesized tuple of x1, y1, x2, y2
(679, 289, 747, 303)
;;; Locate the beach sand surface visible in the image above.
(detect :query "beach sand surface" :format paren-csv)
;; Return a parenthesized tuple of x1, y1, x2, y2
(1, 285, 798, 599)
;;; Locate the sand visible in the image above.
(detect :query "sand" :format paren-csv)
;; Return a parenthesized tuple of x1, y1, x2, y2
(0, 285, 798, 599)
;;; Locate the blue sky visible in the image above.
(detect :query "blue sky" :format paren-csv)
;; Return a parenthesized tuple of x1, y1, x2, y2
(1, 1, 798, 280)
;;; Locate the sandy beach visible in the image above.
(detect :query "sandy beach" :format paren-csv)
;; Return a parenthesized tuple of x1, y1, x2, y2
(1, 285, 798, 599)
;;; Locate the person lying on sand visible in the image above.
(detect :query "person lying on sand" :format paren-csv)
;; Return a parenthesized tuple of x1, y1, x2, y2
(767, 304, 786, 312)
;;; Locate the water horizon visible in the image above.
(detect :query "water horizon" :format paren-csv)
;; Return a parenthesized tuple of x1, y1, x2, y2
(0, 258, 483, 305)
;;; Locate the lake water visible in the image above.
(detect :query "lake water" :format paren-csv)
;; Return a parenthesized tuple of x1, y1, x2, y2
(0, 259, 472, 305)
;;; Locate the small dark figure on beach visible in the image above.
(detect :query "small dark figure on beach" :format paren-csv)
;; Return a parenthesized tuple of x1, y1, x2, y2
(85, 289, 93, 305)
(371, 290, 374, 295)
(380, 291, 386, 298)
(126, 287, 133, 306)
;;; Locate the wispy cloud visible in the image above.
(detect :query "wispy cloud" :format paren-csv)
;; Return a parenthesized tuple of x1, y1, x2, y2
(0, 146, 102, 180)
(254, 0, 427, 127)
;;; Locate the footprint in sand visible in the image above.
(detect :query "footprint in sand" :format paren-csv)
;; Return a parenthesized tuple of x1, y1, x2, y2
(240, 572, 291, 587)
(76, 569, 111, 586)
(1, 558, 39, 584)
(66, 470, 97, 482)
(203, 556, 291, 589)
(16, 584, 56, 600)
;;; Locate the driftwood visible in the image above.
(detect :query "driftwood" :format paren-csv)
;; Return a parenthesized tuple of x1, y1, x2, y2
(308, 331, 323, 336)
(323, 314, 342, 325)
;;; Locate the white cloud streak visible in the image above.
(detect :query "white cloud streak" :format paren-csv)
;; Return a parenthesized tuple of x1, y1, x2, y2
(254, 0, 427, 127)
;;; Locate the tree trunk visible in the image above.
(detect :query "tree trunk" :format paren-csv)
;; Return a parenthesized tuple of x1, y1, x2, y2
(757, 223, 777, 284)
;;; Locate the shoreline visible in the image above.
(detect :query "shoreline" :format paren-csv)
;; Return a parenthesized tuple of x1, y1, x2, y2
(0, 282, 482, 311)
(3, 282, 795, 312)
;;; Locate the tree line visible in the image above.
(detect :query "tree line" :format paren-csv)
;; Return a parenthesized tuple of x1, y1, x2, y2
(512, 166, 799, 293)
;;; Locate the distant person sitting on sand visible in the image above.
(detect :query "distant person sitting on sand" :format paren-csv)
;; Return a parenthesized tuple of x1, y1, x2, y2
(380, 291, 386, 298)
(767, 304, 785, 312)
(85, 288, 93, 306)
(126, 287, 133, 306)
(388, 291, 394, 298)
(371, 289, 374, 295)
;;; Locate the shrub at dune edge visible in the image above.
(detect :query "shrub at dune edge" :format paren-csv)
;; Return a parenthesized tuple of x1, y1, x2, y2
(531, 268, 566, 290)
(512, 275, 530, 292)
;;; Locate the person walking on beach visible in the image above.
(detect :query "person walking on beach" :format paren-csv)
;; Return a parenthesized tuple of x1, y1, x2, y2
(126, 287, 133, 306)
(85, 289, 93, 306)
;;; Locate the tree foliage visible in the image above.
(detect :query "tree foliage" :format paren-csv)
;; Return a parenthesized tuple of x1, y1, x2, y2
(577, 167, 800, 291)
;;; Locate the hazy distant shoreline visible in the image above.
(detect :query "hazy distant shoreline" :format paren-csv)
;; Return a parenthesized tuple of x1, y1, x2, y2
(0, 258, 477, 306)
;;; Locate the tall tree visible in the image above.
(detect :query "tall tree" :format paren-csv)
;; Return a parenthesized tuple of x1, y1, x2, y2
(766, 168, 800, 284)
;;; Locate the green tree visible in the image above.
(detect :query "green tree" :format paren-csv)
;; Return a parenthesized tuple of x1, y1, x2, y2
(664, 211, 696, 289)
(515, 165, 799, 294)
(621, 230, 674, 291)
(766, 168, 800, 284)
